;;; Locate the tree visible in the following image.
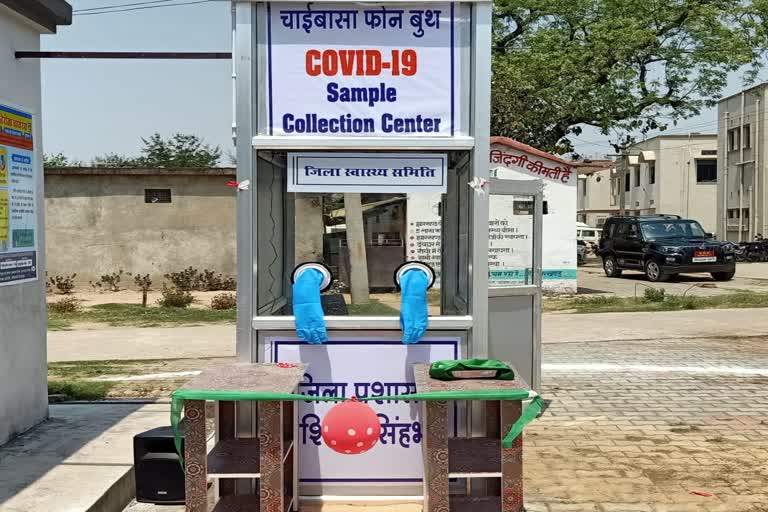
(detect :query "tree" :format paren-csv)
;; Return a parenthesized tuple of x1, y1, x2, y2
(491, 0, 767, 154)
(139, 133, 221, 167)
(344, 193, 370, 304)
(92, 153, 141, 168)
(44, 153, 72, 167)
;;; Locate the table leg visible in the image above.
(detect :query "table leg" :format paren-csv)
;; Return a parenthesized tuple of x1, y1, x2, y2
(258, 401, 283, 512)
(184, 400, 207, 512)
(501, 401, 524, 512)
(423, 400, 449, 512)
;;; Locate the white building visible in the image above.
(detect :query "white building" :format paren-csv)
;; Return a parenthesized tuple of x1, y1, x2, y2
(0, 0, 71, 445)
(618, 134, 719, 233)
(577, 160, 617, 227)
(717, 85, 768, 242)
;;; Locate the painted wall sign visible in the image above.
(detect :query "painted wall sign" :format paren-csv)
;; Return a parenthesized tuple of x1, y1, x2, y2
(288, 152, 447, 193)
(267, 2, 466, 136)
(490, 148, 574, 184)
(0, 104, 37, 286)
(263, 337, 460, 483)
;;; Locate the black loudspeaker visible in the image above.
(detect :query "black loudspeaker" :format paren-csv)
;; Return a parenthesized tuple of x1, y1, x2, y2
(133, 426, 185, 504)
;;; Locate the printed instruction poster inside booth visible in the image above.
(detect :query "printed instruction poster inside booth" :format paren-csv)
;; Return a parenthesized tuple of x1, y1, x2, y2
(0, 104, 37, 286)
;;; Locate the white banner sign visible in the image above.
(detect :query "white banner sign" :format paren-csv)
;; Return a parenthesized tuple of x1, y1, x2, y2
(263, 337, 460, 483)
(288, 152, 447, 193)
(267, 2, 465, 136)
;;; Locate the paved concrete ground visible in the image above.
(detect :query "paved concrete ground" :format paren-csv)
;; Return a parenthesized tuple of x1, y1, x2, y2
(578, 259, 768, 297)
(527, 336, 768, 511)
(0, 403, 169, 512)
(543, 307, 768, 343)
(122, 336, 768, 512)
(47, 324, 236, 362)
(48, 307, 768, 361)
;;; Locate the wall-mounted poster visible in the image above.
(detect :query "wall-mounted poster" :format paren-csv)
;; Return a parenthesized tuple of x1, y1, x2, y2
(0, 104, 37, 286)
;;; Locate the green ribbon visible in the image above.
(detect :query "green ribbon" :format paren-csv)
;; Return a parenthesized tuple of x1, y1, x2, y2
(170, 388, 542, 467)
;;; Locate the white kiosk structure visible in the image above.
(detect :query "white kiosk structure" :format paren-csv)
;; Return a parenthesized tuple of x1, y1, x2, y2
(230, 0, 543, 504)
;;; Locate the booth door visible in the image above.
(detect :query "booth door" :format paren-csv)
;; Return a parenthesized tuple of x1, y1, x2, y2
(486, 178, 543, 391)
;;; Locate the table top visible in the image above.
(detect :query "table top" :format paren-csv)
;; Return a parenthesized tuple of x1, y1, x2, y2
(180, 362, 307, 394)
(413, 362, 530, 393)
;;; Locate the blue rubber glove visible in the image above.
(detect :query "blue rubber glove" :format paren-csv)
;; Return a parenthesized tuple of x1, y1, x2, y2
(293, 269, 328, 344)
(400, 269, 430, 344)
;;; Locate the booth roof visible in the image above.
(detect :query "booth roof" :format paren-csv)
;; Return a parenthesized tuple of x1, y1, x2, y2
(490, 136, 575, 168)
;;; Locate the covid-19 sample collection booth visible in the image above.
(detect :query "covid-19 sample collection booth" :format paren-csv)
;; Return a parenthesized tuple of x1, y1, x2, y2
(229, 0, 543, 501)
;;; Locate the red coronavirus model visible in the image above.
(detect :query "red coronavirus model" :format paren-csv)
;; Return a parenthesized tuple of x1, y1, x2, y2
(321, 398, 381, 455)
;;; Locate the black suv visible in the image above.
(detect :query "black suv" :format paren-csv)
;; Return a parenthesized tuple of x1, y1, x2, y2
(598, 215, 736, 282)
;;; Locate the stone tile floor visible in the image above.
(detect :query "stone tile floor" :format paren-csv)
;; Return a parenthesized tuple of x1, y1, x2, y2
(527, 336, 768, 511)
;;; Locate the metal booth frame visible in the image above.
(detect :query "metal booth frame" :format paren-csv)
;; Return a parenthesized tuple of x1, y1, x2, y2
(227, 0, 541, 500)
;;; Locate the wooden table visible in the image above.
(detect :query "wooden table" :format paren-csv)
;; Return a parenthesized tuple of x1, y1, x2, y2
(180, 362, 306, 512)
(414, 363, 530, 512)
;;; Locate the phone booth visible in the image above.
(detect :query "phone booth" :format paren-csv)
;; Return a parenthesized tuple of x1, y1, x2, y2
(226, 0, 542, 505)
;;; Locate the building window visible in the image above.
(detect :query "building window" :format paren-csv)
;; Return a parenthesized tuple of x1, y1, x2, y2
(635, 201, 640, 207)
(650, 199, 655, 206)
(728, 209, 739, 219)
(696, 160, 717, 183)
(634, 168, 640, 187)
(743, 124, 751, 149)
(596, 217, 607, 227)
(625, 173, 630, 192)
(728, 128, 740, 151)
(648, 163, 656, 185)
(145, 189, 172, 203)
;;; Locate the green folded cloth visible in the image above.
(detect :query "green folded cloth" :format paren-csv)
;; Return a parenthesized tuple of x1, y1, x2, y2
(429, 359, 516, 380)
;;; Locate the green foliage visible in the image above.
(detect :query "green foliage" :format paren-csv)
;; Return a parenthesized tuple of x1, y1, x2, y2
(157, 285, 194, 308)
(643, 287, 667, 303)
(90, 270, 128, 292)
(49, 273, 77, 294)
(48, 302, 236, 329)
(91, 153, 141, 168)
(164, 267, 235, 291)
(48, 379, 113, 401)
(48, 297, 81, 314)
(164, 267, 199, 291)
(346, 299, 401, 316)
(491, 0, 768, 154)
(43, 153, 71, 167)
(134, 274, 153, 307)
(548, 291, 768, 314)
(139, 133, 221, 168)
(210, 292, 237, 310)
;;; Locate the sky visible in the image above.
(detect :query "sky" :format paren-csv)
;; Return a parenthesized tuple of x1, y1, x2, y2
(39, 0, 762, 164)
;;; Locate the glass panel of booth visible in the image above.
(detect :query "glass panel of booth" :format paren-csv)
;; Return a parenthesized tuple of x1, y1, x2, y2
(488, 194, 537, 288)
(253, 150, 474, 317)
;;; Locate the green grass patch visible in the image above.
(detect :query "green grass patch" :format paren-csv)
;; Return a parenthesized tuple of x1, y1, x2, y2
(545, 291, 768, 314)
(48, 303, 236, 329)
(48, 379, 114, 400)
(48, 359, 169, 378)
(347, 299, 401, 316)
